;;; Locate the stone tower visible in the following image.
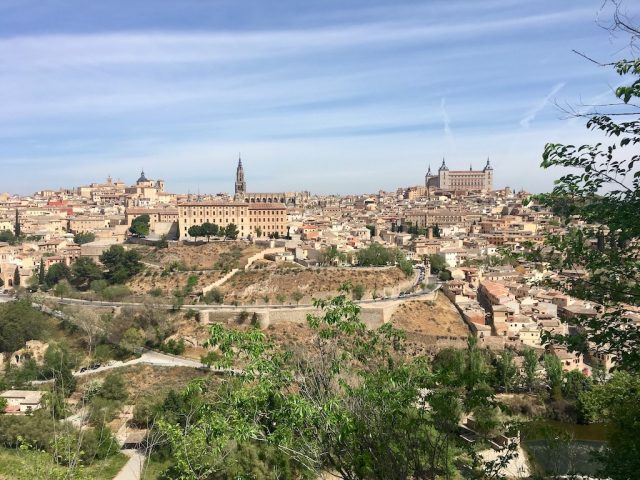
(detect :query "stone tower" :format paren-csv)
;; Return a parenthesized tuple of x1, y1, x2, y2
(235, 155, 246, 197)
(482, 157, 493, 191)
(438, 157, 449, 190)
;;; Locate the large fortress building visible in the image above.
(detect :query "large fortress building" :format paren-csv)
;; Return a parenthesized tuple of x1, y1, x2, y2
(425, 158, 493, 192)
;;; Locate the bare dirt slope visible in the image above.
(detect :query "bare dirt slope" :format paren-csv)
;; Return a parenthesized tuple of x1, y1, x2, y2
(127, 270, 224, 296)
(131, 242, 264, 270)
(391, 292, 470, 337)
(76, 364, 214, 400)
(221, 264, 407, 304)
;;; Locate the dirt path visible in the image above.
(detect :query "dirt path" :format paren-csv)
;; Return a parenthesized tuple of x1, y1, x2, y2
(113, 450, 144, 480)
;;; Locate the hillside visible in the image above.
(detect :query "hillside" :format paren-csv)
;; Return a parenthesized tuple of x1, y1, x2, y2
(221, 264, 408, 304)
(130, 242, 264, 270)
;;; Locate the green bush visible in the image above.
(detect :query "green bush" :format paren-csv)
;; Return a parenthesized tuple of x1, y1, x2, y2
(149, 287, 164, 297)
(100, 284, 131, 301)
(159, 338, 186, 355)
(203, 288, 224, 304)
(100, 371, 128, 402)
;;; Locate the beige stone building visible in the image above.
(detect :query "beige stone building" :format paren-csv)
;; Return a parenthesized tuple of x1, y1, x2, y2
(425, 158, 493, 192)
(178, 201, 287, 239)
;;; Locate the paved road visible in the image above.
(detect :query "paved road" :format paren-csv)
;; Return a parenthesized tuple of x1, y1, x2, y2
(114, 450, 145, 480)
(45, 282, 440, 311)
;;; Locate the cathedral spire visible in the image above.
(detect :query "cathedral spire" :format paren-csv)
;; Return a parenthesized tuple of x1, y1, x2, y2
(235, 154, 246, 197)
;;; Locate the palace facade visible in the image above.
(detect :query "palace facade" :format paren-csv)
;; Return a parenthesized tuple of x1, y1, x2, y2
(425, 158, 493, 192)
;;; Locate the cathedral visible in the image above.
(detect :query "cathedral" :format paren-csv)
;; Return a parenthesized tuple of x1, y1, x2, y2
(424, 158, 493, 192)
(233, 156, 310, 206)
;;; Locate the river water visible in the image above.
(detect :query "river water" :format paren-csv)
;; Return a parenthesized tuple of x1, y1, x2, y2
(521, 420, 609, 476)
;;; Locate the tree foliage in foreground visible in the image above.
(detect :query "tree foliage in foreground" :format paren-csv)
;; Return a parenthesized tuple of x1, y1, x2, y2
(527, 55, 640, 370)
(524, 16, 640, 478)
(154, 285, 512, 479)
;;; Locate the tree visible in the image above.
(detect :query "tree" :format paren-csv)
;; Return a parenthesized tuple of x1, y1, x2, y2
(38, 259, 45, 285)
(495, 350, 518, 393)
(438, 270, 452, 281)
(99, 245, 142, 284)
(45, 262, 71, 287)
(156, 234, 169, 249)
(129, 214, 150, 237)
(14, 209, 20, 237)
(100, 372, 128, 401)
(528, 47, 640, 371)
(42, 344, 77, 396)
(224, 223, 239, 240)
(428, 254, 447, 274)
(352, 283, 365, 300)
(0, 230, 16, 245)
(73, 232, 96, 245)
(365, 225, 376, 237)
(543, 354, 563, 399)
(13, 266, 20, 287)
(53, 280, 71, 299)
(200, 222, 219, 241)
(522, 348, 539, 392)
(0, 299, 46, 353)
(255, 226, 262, 238)
(320, 245, 344, 265)
(71, 257, 103, 290)
(432, 224, 441, 238)
(120, 327, 145, 353)
(291, 291, 304, 305)
(69, 307, 105, 356)
(577, 371, 640, 478)
(203, 288, 224, 304)
(187, 224, 202, 240)
(154, 286, 507, 479)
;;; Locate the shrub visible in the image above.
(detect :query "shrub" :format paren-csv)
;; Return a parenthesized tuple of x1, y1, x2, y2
(101, 284, 132, 301)
(90, 279, 109, 293)
(160, 338, 186, 355)
(100, 371, 128, 401)
(203, 288, 224, 304)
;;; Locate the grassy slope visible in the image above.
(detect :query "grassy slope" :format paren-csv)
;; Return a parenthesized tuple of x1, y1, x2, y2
(0, 448, 127, 480)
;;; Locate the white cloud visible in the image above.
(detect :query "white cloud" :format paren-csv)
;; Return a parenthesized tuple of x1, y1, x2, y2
(520, 82, 566, 128)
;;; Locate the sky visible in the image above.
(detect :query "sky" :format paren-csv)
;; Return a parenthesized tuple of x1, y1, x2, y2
(0, 0, 638, 195)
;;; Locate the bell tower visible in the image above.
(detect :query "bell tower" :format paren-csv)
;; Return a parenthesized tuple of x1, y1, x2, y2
(235, 154, 246, 197)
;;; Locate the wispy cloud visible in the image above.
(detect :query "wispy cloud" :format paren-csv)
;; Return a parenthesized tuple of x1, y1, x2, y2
(520, 82, 566, 128)
(0, 0, 631, 195)
(440, 97, 456, 151)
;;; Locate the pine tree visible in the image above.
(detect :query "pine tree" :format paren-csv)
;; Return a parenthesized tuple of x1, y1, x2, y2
(13, 266, 20, 287)
(38, 259, 45, 285)
(14, 209, 20, 237)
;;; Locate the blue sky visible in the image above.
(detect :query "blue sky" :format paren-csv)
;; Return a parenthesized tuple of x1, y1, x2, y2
(0, 0, 637, 195)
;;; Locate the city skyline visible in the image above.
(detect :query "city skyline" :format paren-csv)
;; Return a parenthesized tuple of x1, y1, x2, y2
(1, 0, 637, 194)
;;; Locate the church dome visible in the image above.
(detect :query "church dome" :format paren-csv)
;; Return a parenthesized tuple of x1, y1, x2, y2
(137, 169, 149, 183)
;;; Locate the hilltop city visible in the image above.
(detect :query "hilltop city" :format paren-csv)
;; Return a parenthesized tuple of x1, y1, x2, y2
(1, 156, 622, 373)
(0, 151, 637, 478)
